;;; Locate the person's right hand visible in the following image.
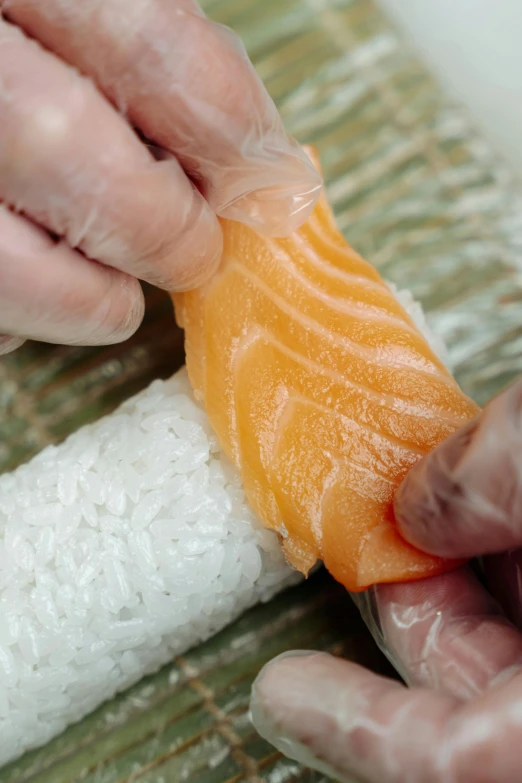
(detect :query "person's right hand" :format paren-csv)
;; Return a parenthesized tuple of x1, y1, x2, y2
(251, 377, 522, 783)
(0, 0, 321, 356)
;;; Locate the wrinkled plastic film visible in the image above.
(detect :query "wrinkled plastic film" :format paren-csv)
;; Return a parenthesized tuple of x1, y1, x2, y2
(251, 641, 522, 783)
(0, 1, 323, 354)
(351, 567, 522, 703)
(350, 588, 412, 686)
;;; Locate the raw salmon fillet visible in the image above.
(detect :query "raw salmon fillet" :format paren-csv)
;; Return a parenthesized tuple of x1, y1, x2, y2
(173, 149, 479, 592)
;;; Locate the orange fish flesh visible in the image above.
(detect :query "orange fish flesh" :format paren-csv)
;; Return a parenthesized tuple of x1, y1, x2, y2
(173, 149, 479, 592)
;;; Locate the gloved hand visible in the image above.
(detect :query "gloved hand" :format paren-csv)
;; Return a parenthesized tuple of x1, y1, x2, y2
(251, 377, 522, 783)
(0, 0, 321, 356)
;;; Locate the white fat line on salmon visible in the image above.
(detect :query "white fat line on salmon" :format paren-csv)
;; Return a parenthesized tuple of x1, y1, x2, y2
(231, 323, 467, 430)
(230, 261, 464, 394)
(265, 236, 426, 334)
(386, 281, 450, 369)
(270, 393, 421, 478)
(287, 224, 384, 289)
(296, 220, 394, 291)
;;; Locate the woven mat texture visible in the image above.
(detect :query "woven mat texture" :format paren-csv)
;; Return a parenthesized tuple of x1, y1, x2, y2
(2, 0, 522, 781)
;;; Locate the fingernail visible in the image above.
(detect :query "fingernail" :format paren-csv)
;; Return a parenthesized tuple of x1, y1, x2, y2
(115, 276, 146, 340)
(185, 204, 223, 288)
(393, 416, 479, 556)
(217, 142, 322, 237)
(250, 651, 355, 783)
(168, 192, 223, 292)
(0, 335, 25, 355)
(395, 378, 522, 559)
(89, 273, 145, 346)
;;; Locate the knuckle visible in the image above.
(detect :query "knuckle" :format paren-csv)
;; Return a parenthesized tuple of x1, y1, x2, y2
(141, 220, 222, 292)
(98, 274, 145, 343)
(53, 258, 143, 346)
(193, 19, 258, 114)
(129, 189, 222, 292)
(3, 103, 74, 186)
(25, 104, 72, 151)
(0, 39, 80, 170)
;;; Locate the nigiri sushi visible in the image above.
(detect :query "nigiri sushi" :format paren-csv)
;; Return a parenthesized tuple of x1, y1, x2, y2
(174, 148, 479, 592)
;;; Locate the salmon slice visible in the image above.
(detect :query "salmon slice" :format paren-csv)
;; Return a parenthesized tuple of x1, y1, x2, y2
(173, 148, 479, 592)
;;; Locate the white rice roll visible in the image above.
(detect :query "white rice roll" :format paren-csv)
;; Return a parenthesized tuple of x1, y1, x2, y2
(0, 288, 446, 766)
(0, 367, 300, 766)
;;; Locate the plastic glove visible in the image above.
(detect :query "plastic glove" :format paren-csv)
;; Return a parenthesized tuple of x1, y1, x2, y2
(0, 0, 321, 354)
(251, 377, 522, 783)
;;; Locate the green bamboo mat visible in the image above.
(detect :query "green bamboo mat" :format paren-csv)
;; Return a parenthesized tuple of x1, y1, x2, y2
(2, 0, 522, 780)
(1, 572, 389, 783)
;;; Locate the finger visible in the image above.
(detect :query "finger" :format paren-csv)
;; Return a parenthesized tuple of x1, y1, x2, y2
(394, 378, 522, 558)
(0, 18, 222, 292)
(251, 651, 522, 783)
(370, 568, 522, 699)
(0, 336, 25, 355)
(484, 548, 522, 630)
(0, 204, 144, 346)
(4, 0, 322, 236)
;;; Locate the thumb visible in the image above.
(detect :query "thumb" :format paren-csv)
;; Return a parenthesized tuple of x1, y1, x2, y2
(394, 377, 522, 559)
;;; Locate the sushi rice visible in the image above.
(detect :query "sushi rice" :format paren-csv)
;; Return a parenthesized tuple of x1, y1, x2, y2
(0, 287, 443, 766)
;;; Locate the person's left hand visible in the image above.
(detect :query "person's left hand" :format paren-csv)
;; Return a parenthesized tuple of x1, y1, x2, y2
(250, 377, 522, 783)
(0, 0, 320, 355)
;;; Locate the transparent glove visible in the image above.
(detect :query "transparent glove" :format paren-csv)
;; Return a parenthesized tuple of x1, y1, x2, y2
(251, 377, 522, 783)
(0, 0, 321, 354)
